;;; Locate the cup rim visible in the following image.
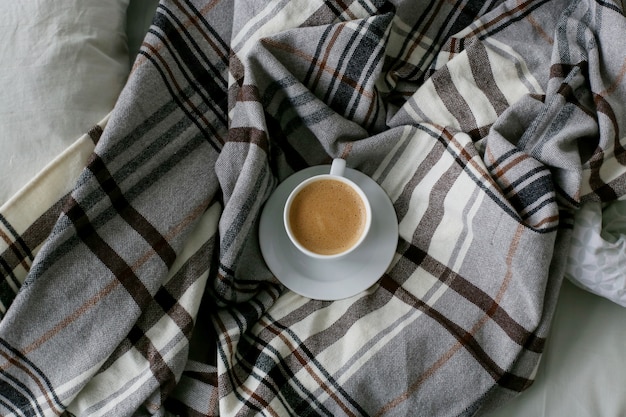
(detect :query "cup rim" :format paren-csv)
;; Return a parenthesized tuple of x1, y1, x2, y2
(283, 173, 372, 260)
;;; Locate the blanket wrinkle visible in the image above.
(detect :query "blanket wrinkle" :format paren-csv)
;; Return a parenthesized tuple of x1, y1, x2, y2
(211, 2, 398, 306)
(1, 0, 626, 416)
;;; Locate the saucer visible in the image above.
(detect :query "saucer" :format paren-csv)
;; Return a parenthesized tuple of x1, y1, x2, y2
(259, 165, 398, 300)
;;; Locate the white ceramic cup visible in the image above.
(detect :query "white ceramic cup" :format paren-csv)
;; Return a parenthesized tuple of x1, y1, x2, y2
(284, 158, 372, 259)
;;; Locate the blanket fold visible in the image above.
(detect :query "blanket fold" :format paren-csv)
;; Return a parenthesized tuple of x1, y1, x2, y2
(1, 0, 625, 416)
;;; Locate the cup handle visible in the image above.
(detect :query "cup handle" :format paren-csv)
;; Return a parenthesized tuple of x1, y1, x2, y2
(329, 158, 346, 177)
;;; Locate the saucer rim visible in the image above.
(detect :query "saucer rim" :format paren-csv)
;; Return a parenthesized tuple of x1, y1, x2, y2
(258, 165, 398, 300)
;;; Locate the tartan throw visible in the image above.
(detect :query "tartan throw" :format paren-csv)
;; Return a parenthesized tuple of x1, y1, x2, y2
(1, 0, 626, 415)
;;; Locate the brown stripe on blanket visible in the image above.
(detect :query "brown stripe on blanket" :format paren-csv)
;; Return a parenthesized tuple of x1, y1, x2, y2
(236, 84, 261, 102)
(376, 276, 533, 415)
(432, 66, 481, 140)
(593, 93, 626, 165)
(196, 0, 226, 20)
(127, 324, 179, 401)
(213, 316, 284, 417)
(170, 0, 230, 64)
(307, 24, 346, 94)
(141, 41, 226, 146)
(64, 196, 153, 309)
(260, 316, 362, 417)
(525, 10, 555, 45)
(556, 82, 596, 120)
(86, 154, 177, 268)
(487, 150, 531, 178)
(154, 287, 195, 334)
(441, 126, 502, 190)
(227, 127, 270, 153)
(587, 148, 619, 201)
(600, 57, 626, 95)
(259, 38, 375, 101)
(2, 280, 120, 361)
(465, 0, 550, 39)
(467, 41, 510, 116)
(0, 219, 33, 272)
(133, 0, 230, 84)
(229, 52, 246, 97)
(183, 368, 218, 386)
(0, 344, 65, 415)
(411, 155, 464, 246)
(401, 242, 545, 353)
(377, 224, 532, 414)
(0, 196, 69, 314)
(549, 61, 584, 79)
(467, 124, 493, 141)
(390, 0, 447, 78)
(164, 363, 220, 416)
(393, 135, 446, 222)
(96, 200, 215, 374)
(87, 124, 104, 145)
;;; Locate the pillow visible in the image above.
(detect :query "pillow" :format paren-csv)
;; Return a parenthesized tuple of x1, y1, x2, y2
(0, 0, 130, 206)
(564, 200, 626, 307)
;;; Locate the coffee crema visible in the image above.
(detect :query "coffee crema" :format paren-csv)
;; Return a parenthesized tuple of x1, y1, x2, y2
(288, 178, 367, 256)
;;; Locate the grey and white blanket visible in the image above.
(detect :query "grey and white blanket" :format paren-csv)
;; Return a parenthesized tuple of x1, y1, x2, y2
(1, 0, 625, 415)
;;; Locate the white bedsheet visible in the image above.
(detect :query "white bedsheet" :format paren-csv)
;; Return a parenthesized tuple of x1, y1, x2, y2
(487, 280, 626, 417)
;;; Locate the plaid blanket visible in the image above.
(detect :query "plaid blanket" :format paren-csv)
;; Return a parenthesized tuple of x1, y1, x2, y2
(1, 0, 625, 415)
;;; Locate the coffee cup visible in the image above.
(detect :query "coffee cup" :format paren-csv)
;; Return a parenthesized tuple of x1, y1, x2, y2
(284, 158, 372, 259)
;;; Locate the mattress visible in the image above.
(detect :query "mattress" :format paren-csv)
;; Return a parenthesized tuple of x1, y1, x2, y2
(0, 1, 625, 416)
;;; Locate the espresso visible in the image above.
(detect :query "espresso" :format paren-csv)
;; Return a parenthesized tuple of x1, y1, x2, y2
(288, 179, 366, 255)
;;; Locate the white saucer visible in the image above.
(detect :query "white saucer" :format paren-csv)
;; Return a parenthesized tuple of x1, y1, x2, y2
(259, 165, 398, 300)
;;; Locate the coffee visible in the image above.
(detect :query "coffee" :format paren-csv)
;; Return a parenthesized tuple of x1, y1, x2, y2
(288, 178, 367, 256)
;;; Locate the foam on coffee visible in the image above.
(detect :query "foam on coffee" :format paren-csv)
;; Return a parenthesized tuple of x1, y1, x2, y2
(288, 178, 366, 255)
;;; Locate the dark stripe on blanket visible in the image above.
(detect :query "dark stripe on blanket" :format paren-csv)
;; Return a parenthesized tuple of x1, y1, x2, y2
(402, 242, 545, 353)
(140, 40, 225, 150)
(64, 197, 153, 309)
(0, 215, 34, 263)
(0, 370, 42, 417)
(379, 276, 533, 392)
(0, 337, 64, 413)
(154, 5, 228, 123)
(127, 324, 178, 399)
(220, 317, 338, 417)
(467, 41, 510, 115)
(87, 155, 177, 268)
(432, 66, 480, 140)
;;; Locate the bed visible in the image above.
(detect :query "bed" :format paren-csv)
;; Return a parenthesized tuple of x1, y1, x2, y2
(0, 0, 625, 416)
